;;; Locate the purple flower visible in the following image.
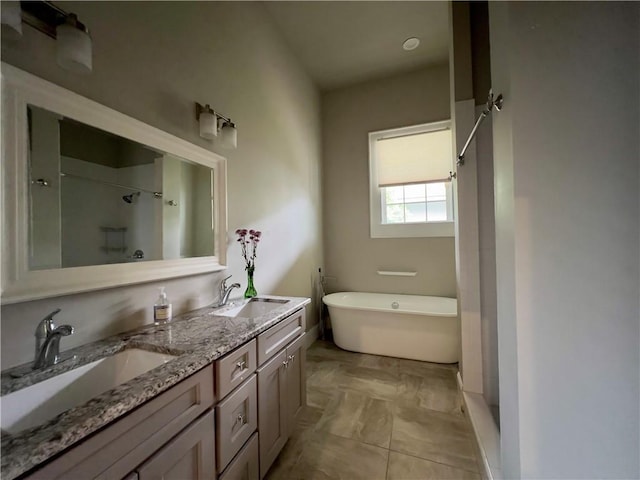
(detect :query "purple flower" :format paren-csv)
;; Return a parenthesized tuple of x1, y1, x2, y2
(236, 227, 262, 269)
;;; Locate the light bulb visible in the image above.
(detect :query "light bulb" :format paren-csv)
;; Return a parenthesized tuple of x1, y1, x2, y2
(1, 1, 22, 36)
(199, 107, 217, 139)
(220, 122, 237, 149)
(56, 14, 92, 74)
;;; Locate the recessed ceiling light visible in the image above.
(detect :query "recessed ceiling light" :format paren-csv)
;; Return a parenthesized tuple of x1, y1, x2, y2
(403, 37, 420, 51)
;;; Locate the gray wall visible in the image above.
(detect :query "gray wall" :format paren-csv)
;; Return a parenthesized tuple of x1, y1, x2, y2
(490, 2, 639, 477)
(322, 65, 455, 297)
(1, 2, 323, 368)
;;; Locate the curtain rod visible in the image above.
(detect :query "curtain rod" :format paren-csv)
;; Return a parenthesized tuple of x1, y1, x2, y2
(59, 172, 163, 198)
(456, 90, 504, 167)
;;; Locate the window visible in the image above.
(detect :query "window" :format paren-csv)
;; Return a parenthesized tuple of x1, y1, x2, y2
(382, 182, 452, 224)
(369, 121, 454, 238)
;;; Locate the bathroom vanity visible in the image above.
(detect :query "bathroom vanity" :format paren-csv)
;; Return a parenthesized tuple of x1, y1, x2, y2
(0, 296, 309, 480)
(0, 63, 310, 480)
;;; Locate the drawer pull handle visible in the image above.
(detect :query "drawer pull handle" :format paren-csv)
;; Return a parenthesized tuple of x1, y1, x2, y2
(282, 359, 289, 368)
(288, 354, 295, 364)
(236, 413, 246, 425)
(236, 360, 247, 370)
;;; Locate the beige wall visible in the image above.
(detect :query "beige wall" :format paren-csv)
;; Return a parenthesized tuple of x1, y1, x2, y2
(322, 65, 455, 296)
(1, 2, 322, 368)
(490, 2, 639, 477)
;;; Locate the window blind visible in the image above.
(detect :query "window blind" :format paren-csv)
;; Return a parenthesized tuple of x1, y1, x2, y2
(376, 128, 452, 187)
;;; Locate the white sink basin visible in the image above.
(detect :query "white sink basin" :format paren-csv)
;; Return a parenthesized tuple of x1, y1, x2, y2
(1, 348, 177, 435)
(219, 298, 289, 318)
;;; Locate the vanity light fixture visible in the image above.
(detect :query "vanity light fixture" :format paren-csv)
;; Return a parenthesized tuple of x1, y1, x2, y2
(18, 1, 92, 74)
(195, 102, 237, 148)
(55, 13, 92, 73)
(1, 1, 23, 35)
(197, 104, 217, 139)
(219, 119, 237, 149)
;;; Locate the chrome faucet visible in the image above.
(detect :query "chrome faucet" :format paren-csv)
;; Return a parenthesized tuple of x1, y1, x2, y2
(216, 275, 241, 307)
(33, 308, 74, 370)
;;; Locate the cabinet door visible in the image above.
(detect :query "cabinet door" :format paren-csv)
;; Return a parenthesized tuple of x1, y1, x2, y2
(285, 333, 306, 435)
(136, 409, 215, 480)
(257, 350, 287, 478)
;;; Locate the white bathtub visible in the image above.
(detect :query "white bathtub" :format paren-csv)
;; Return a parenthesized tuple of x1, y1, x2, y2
(322, 292, 459, 363)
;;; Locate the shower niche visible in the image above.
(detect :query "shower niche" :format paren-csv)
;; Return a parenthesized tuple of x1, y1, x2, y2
(1, 64, 227, 303)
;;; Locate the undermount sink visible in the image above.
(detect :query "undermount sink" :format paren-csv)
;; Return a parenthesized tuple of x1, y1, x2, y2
(219, 298, 289, 318)
(1, 348, 177, 435)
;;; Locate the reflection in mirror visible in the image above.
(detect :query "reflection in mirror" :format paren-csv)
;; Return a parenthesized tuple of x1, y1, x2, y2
(28, 105, 215, 270)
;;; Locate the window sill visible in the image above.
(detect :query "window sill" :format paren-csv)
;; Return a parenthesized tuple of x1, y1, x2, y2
(370, 221, 454, 239)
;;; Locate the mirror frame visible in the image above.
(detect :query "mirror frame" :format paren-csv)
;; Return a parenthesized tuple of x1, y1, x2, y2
(1, 63, 228, 304)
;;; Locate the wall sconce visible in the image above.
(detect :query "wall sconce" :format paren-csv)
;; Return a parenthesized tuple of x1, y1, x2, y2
(1, 1, 23, 35)
(197, 104, 217, 139)
(55, 13, 92, 73)
(195, 102, 237, 149)
(18, 1, 93, 74)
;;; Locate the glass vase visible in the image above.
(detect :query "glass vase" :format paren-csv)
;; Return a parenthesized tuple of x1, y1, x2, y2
(244, 266, 257, 298)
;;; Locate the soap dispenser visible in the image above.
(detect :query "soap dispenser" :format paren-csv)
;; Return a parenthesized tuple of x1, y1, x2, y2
(154, 287, 172, 325)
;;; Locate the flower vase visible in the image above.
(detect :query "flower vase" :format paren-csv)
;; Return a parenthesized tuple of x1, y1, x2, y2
(244, 266, 257, 298)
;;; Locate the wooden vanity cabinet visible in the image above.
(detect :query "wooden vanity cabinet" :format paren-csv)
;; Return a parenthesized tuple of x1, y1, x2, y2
(21, 306, 307, 480)
(256, 308, 307, 479)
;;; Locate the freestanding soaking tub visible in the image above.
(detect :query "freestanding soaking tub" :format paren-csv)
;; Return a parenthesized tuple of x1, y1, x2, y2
(322, 292, 459, 363)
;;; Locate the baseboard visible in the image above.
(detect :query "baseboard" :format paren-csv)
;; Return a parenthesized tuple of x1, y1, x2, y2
(305, 324, 319, 348)
(457, 372, 502, 480)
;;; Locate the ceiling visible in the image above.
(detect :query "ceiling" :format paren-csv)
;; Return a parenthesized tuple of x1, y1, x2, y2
(263, 1, 450, 92)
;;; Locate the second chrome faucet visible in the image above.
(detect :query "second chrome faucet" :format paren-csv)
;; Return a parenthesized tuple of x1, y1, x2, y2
(215, 275, 241, 307)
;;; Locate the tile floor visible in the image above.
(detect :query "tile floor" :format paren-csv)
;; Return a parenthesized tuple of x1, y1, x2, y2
(265, 340, 482, 480)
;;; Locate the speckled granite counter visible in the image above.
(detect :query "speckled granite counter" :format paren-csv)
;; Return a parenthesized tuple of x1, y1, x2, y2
(1, 295, 310, 480)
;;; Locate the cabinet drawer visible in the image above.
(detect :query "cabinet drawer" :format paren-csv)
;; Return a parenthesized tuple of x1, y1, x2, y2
(216, 374, 258, 473)
(257, 309, 305, 366)
(216, 339, 257, 399)
(137, 409, 215, 480)
(25, 365, 215, 480)
(219, 432, 259, 480)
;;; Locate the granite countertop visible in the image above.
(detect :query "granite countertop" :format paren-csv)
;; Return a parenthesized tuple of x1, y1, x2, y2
(1, 295, 310, 480)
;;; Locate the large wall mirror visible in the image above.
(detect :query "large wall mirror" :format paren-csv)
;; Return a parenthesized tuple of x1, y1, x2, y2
(1, 64, 227, 303)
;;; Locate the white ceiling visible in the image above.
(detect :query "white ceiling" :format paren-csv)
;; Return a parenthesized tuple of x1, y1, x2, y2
(263, 1, 450, 92)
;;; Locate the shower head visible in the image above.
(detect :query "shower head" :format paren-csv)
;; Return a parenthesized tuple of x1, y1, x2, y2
(122, 192, 141, 203)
